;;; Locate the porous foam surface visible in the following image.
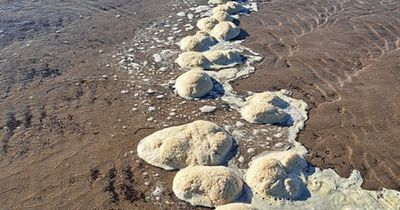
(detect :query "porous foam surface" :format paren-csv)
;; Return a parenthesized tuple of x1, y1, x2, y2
(215, 203, 256, 210)
(208, 0, 232, 5)
(173, 165, 244, 207)
(179, 31, 216, 52)
(240, 92, 290, 125)
(197, 17, 219, 32)
(210, 21, 241, 42)
(203, 49, 243, 68)
(137, 120, 234, 170)
(176, 49, 243, 69)
(212, 1, 245, 14)
(175, 69, 213, 99)
(246, 154, 304, 202)
(212, 11, 234, 22)
(175, 51, 210, 69)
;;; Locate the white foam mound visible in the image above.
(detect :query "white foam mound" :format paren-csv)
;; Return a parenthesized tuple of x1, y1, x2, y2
(137, 120, 234, 170)
(176, 51, 210, 69)
(175, 69, 214, 99)
(197, 17, 219, 32)
(210, 21, 241, 42)
(204, 50, 243, 68)
(246, 152, 307, 202)
(212, 1, 245, 14)
(208, 0, 232, 5)
(173, 166, 244, 207)
(216, 203, 256, 210)
(180, 31, 216, 52)
(212, 10, 234, 22)
(240, 92, 289, 125)
(176, 50, 243, 70)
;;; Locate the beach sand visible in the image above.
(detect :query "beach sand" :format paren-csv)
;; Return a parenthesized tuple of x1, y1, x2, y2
(0, 0, 399, 209)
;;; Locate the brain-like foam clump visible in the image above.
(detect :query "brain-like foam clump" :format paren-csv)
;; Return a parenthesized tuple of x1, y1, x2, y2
(246, 154, 306, 201)
(280, 152, 307, 173)
(176, 50, 243, 69)
(176, 51, 210, 69)
(215, 203, 256, 210)
(173, 166, 244, 207)
(240, 92, 290, 125)
(180, 31, 216, 52)
(208, 0, 232, 4)
(175, 69, 213, 99)
(137, 120, 234, 170)
(210, 21, 241, 42)
(212, 1, 245, 14)
(212, 10, 234, 22)
(203, 50, 243, 68)
(197, 17, 219, 32)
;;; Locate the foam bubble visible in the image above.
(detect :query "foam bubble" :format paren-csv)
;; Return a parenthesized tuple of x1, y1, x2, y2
(212, 1, 245, 14)
(179, 31, 216, 52)
(215, 203, 256, 210)
(137, 120, 234, 170)
(175, 69, 214, 99)
(246, 156, 303, 202)
(212, 10, 234, 22)
(210, 21, 241, 42)
(173, 165, 243, 207)
(240, 92, 289, 125)
(197, 17, 219, 32)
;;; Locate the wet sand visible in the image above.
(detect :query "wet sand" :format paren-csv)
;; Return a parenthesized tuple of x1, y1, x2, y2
(0, 0, 203, 209)
(0, 0, 399, 209)
(234, 0, 400, 190)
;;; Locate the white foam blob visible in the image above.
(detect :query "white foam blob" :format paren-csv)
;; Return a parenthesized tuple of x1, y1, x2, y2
(173, 165, 244, 207)
(212, 10, 234, 22)
(240, 92, 289, 125)
(176, 51, 210, 69)
(212, 1, 245, 14)
(175, 69, 214, 99)
(246, 154, 304, 202)
(137, 120, 234, 170)
(210, 21, 241, 42)
(180, 31, 216, 52)
(176, 49, 243, 70)
(197, 17, 219, 32)
(215, 203, 256, 210)
(208, 0, 232, 5)
(203, 49, 243, 68)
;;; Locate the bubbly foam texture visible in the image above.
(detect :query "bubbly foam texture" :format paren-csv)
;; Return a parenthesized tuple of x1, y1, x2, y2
(246, 154, 304, 202)
(179, 31, 216, 52)
(176, 49, 243, 69)
(210, 21, 241, 42)
(208, 0, 231, 5)
(212, 11, 234, 22)
(240, 92, 290, 125)
(173, 166, 244, 207)
(212, 2, 245, 14)
(215, 203, 256, 210)
(137, 120, 234, 170)
(197, 17, 219, 32)
(176, 51, 210, 69)
(175, 69, 213, 99)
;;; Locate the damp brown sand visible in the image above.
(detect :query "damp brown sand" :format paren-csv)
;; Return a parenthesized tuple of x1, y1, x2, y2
(234, 0, 400, 190)
(0, 0, 208, 209)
